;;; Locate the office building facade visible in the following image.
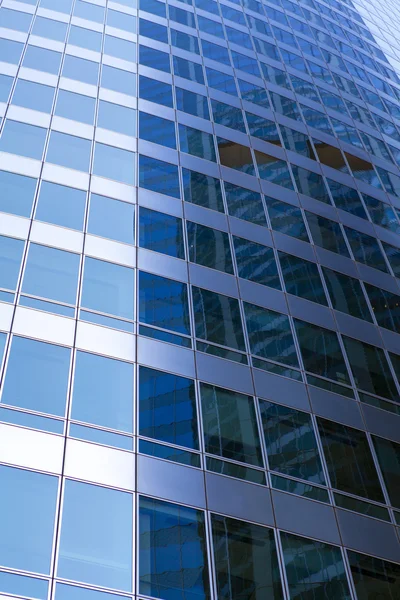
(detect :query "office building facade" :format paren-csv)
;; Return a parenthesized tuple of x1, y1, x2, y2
(0, 0, 399, 598)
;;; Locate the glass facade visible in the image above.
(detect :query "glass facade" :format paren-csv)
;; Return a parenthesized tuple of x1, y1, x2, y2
(0, 0, 399, 598)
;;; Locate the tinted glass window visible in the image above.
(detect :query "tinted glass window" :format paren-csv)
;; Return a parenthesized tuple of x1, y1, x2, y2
(72, 352, 134, 432)
(139, 366, 199, 449)
(182, 168, 223, 212)
(187, 221, 233, 273)
(200, 383, 263, 466)
(88, 195, 135, 244)
(139, 497, 210, 600)
(81, 258, 134, 320)
(279, 252, 327, 305)
(318, 417, 384, 502)
(234, 237, 281, 288)
(322, 267, 372, 322)
(139, 207, 184, 259)
(139, 271, 190, 335)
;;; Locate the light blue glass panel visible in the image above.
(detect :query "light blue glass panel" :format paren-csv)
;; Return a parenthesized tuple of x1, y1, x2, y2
(101, 64, 136, 95)
(0, 466, 58, 574)
(0, 38, 23, 65)
(0, 170, 37, 217)
(88, 194, 135, 244)
(81, 257, 134, 320)
(0, 235, 24, 290)
(56, 583, 126, 600)
(97, 101, 136, 136)
(74, 0, 105, 23)
(47, 132, 92, 172)
(0, 120, 47, 160)
(2, 337, 71, 416)
(55, 90, 96, 125)
(0, 8, 32, 32)
(40, 0, 73, 11)
(0, 74, 13, 102)
(22, 244, 80, 305)
(12, 80, 55, 113)
(32, 16, 68, 41)
(62, 55, 99, 85)
(23, 46, 62, 74)
(68, 25, 102, 52)
(93, 143, 135, 185)
(35, 182, 86, 231)
(107, 9, 136, 32)
(58, 480, 133, 591)
(104, 35, 136, 61)
(72, 351, 134, 432)
(0, 571, 48, 600)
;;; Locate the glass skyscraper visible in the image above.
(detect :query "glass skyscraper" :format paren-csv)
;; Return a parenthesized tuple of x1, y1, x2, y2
(0, 0, 399, 598)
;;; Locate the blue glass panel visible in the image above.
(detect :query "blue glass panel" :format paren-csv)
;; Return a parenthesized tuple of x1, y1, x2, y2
(0, 170, 37, 218)
(0, 466, 58, 574)
(2, 337, 71, 416)
(56, 583, 125, 600)
(35, 181, 86, 231)
(139, 206, 184, 258)
(46, 132, 92, 172)
(101, 65, 136, 95)
(62, 55, 99, 85)
(72, 351, 134, 432)
(12, 80, 55, 113)
(0, 74, 13, 102)
(22, 243, 80, 305)
(88, 194, 135, 244)
(139, 497, 210, 600)
(93, 143, 135, 185)
(97, 100, 136, 136)
(0, 38, 23, 65)
(139, 271, 190, 335)
(81, 257, 134, 319)
(139, 365, 199, 448)
(0, 571, 48, 600)
(0, 407, 64, 434)
(69, 424, 133, 450)
(0, 120, 47, 160)
(58, 481, 133, 591)
(68, 25, 102, 52)
(23, 46, 62, 74)
(139, 155, 180, 198)
(55, 90, 96, 125)
(32, 16, 68, 41)
(0, 234, 24, 290)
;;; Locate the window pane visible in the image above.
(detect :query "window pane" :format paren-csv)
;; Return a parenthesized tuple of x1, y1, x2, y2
(193, 287, 245, 351)
(139, 111, 176, 148)
(345, 226, 388, 273)
(139, 207, 184, 259)
(200, 383, 263, 466)
(93, 143, 135, 185)
(348, 550, 400, 599)
(58, 480, 133, 591)
(322, 267, 372, 322)
(2, 337, 70, 416)
(279, 252, 327, 305)
(177, 88, 210, 119)
(88, 194, 135, 244)
(234, 236, 281, 288)
(306, 212, 350, 256)
(255, 152, 293, 189)
(139, 366, 199, 449)
(318, 417, 384, 502)
(265, 197, 308, 241)
(295, 320, 350, 384)
(187, 221, 233, 273)
(81, 258, 134, 320)
(244, 303, 299, 366)
(343, 336, 399, 401)
(62, 55, 99, 85)
(260, 400, 325, 484)
(55, 90, 96, 125)
(0, 234, 24, 290)
(139, 271, 190, 335)
(101, 65, 135, 96)
(35, 182, 86, 231)
(372, 436, 400, 509)
(139, 75, 173, 107)
(364, 283, 400, 333)
(139, 496, 210, 600)
(46, 132, 91, 172)
(211, 514, 283, 600)
(22, 244, 80, 305)
(179, 124, 216, 161)
(0, 465, 58, 574)
(182, 168, 223, 212)
(139, 155, 180, 198)
(72, 351, 134, 432)
(68, 25, 102, 51)
(224, 182, 266, 225)
(281, 532, 351, 599)
(12, 80, 55, 113)
(23, 46, 61, 74)
(0, 120, 47, 160)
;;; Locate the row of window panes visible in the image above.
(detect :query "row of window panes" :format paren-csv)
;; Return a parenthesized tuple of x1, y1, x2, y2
(0, 462, 398, 598)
